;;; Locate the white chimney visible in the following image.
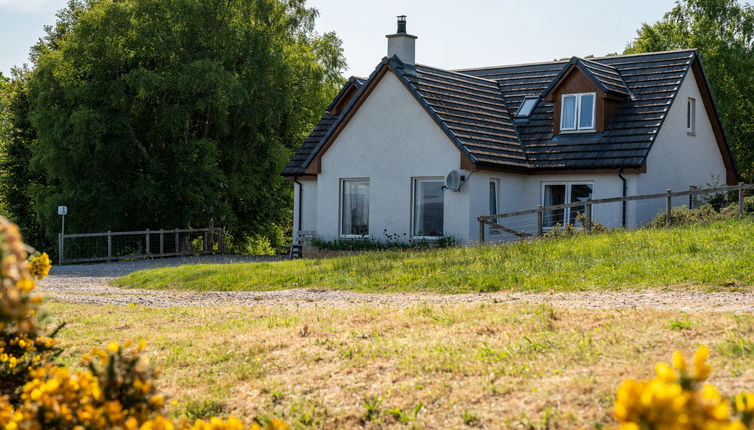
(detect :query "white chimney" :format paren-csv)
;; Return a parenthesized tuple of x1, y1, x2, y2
(386, 15, 417, 66)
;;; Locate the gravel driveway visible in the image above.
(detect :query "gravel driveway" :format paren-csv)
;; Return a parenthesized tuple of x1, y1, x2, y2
(37, 256, 754, 312)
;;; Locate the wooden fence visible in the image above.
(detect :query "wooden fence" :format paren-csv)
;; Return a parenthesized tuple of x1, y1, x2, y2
(58, 227, 226, 264)
(478, 183, 752, 243)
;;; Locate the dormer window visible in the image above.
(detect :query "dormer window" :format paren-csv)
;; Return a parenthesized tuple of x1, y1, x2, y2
(561, 93, 595, 131)
(515, 97, 538, 118)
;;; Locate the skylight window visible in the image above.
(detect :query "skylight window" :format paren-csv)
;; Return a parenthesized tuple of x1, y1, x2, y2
(515, 97, 538, 118)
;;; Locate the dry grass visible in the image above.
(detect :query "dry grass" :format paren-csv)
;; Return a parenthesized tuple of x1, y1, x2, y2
(44, 301, 754, 429)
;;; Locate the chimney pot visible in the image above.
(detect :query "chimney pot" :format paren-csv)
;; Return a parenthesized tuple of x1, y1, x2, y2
(397, 15, 407, 33)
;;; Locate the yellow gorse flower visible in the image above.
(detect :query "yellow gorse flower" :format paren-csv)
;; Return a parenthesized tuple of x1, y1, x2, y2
(614, 347, 754, 429)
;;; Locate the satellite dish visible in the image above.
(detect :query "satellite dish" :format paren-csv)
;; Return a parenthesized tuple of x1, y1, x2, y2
(444, 170, 467, 192)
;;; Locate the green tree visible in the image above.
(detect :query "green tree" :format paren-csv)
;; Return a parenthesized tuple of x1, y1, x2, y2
(624, 0, 754, 181)
(0, 69, 52, 253)
(20, 0, 344, 249)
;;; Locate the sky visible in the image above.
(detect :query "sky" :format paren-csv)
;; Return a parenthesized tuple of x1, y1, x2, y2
(1, 0, 678, 78)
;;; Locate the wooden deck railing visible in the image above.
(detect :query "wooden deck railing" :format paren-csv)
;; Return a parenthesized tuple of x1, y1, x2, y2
(478, 183, 752, 243)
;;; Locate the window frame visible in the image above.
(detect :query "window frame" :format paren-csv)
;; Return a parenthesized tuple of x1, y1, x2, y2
(560, 92, 596, 132)
(540, 181, 594, 228)
(339, 178, 370, 238)
(687, 97, 696, 136)
(411, 177, 445, 239)
(515, 97, 539, 118)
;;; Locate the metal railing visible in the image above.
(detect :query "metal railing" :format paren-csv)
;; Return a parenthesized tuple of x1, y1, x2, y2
(478, 183, 752, 243)
(58, 227, 226, 264)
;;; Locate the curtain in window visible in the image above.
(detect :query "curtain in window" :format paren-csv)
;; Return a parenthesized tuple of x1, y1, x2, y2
(561, 96, 576, 129)
(414, 180, 444, 237)
(341, 180, 369, 235)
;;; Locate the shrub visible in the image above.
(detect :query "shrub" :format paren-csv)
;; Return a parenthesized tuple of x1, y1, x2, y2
(614, 346, 754, 429)
(310, 233, 457, 252)
(0, 217, 287, 429)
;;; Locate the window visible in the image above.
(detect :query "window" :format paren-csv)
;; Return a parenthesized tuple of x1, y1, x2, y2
(489, 179, 499, 216)
(489, 179, 501, 235)
(687, 97, 696, 135)
(560, 93, 595, 131)
(515, 97, 538, 117)
(413, 178, 444, 237)
(542, 183, 593, 227)
(341, 179, 369, 236)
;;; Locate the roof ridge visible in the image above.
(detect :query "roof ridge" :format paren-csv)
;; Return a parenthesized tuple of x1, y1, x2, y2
(452, 49, 697, 73)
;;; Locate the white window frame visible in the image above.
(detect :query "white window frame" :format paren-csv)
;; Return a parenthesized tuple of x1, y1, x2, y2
(411, 177, 445, 239)
(687, 97, 696, 136)
(339, 178, 370, 238)
(560, 92, 596, 132)
(540, 181, 594, 228)
(515, 97, 538, 118)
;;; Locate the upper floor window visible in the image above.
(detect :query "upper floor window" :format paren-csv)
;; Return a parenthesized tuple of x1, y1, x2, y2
(687, 97, 696, 135)
(561, 93, 595, 131)
(515, 97, 538, 118)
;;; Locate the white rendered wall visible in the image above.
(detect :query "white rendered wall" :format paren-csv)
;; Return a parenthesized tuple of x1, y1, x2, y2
(636, 68, 728, 224)
(467, 171, 639, 242)
(316, 71, 464, 241)
(292, 178, 317, 242)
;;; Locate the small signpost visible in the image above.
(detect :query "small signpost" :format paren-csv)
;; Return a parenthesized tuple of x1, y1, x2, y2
(58, 206, 67, 265)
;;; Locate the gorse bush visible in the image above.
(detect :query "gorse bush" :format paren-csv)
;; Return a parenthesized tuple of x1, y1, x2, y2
(614, 346, 754, 429)
(0, 217, 287, 429)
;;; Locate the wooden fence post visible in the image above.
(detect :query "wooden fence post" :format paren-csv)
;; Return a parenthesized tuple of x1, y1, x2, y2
(107, 231, 112, 262)
(739, 183, 745, 216)
(478, 218, 485, 243)
(203, 229, 209, 253)
(174, 229, 179, 255)
(208, 227, 214, 253)
(536, 205, 544, 237)
(665, 189, 672, 227)
(159, 229, 164, 255)
(221, 227, 226, 254)
(689, 185, 697, 209)
(585, 199, 592, 233)
(145, 229, 150, 255)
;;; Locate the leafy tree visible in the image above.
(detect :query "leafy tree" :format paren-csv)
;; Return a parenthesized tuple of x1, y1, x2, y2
(624, 0, 754, 181)
(0, 69, 52, 253)
(17, 0, 344, 248)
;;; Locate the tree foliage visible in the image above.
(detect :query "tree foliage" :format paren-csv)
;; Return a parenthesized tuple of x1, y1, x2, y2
(0, 69, 52, 253)
(624, 0, 754, 181)
(2, 0, 345, 250)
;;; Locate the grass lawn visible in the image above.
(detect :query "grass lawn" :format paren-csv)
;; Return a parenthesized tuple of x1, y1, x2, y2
(114, 219, 754, 293)
(46, 301, 754, 429)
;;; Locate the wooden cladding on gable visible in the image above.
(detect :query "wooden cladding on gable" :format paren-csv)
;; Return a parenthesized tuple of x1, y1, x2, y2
(544, 66, 627, 134)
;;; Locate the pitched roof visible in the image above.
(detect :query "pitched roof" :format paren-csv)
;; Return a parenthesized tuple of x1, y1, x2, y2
(283, 49, 735, 176)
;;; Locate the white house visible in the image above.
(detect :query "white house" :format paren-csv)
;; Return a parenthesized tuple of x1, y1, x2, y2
(282, 16, 738, 244)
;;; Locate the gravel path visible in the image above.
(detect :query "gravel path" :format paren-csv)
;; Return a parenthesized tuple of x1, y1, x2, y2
(37, 257, 754, 312)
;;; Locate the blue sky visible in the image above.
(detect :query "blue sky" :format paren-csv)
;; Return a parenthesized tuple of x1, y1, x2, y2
(1, 0, 677, 78)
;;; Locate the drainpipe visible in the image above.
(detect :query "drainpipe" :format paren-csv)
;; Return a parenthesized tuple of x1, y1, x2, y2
(293, 177, 303, 244)
(618, 168, 627, 228)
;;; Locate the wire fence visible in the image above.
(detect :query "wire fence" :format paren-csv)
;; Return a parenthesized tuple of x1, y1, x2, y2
(58, 227, 226, 264)
(479, 183, 753, 243)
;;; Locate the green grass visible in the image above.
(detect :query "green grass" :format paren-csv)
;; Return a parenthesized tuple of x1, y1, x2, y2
(113, 218, 754, 293)
(44, 301, 754, 428)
